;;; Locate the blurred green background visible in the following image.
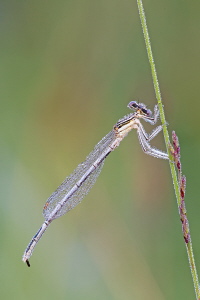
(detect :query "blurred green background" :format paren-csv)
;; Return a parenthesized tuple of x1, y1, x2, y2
(1, 1, 200, 299)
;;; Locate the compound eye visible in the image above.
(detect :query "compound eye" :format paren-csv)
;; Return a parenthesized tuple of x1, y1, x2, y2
(145, 108, 152, 117)
(127, 101, 139, 110)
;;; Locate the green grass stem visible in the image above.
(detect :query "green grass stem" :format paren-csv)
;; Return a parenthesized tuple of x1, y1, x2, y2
(137, 0, 200, 298)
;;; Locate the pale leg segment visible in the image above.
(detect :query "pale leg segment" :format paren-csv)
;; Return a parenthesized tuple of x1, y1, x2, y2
(138, 120, 163, 142)
(142, 104, 160, 125)
(136, 120, 168, 160)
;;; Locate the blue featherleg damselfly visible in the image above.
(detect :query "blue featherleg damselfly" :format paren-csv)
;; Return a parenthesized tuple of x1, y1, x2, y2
(22, 101, 168, 266)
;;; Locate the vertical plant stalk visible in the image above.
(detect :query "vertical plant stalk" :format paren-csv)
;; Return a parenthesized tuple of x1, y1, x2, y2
(137, 0, 200, 298)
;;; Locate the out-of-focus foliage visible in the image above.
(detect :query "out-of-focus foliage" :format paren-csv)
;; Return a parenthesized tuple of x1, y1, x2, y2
(1, 1, 200, 299)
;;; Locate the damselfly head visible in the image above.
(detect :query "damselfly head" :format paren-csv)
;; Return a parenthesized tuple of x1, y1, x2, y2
(128, 101, 152, 117)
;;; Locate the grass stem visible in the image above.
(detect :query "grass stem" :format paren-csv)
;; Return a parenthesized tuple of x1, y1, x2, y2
(137, 0, 200, 298)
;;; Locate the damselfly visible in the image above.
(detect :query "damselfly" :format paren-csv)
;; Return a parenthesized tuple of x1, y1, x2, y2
(22, 101, 168, 266)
